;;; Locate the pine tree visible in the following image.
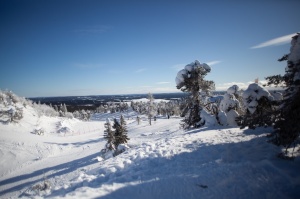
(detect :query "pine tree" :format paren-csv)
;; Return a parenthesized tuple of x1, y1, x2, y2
(265, 33, 300, 151)
(113, 115, 129, 148)
(175, 60, 214, 129)
(103, 118, 115, 151)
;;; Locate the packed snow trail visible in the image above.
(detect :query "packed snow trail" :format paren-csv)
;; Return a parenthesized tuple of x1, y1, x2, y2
(0, 110, 300, 198)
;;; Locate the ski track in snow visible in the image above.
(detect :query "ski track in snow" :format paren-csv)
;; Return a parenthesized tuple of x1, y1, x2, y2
(0, 110, 300, 199)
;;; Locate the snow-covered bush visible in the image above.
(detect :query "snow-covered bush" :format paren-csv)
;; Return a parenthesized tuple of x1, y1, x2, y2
(32, 128, 45, 136)
(175, 60, 214, 129)
(217, 85, 242, 126)
(33, 103, 59, 117)
(0, 90, 24, 123)
(237, 83, 275, 129)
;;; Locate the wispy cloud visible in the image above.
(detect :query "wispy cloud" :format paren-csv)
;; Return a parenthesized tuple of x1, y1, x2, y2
(251, 32, 297, 49)
(75, 25, 112, 34)
(156, 82, 170, 84)
(135, 68, 147, 73)
(206, 61, 221, 66)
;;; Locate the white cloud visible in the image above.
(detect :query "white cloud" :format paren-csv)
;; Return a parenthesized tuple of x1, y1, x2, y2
(251, 32, 297, 49)
(216, 82, 248, 91)
(135, 68, 147, 73)
(206, 61, 221, 66)
(156, 82, 170, 84)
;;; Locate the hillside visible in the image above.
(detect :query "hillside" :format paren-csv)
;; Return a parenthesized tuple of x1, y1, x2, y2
(0, 101, 300, 198)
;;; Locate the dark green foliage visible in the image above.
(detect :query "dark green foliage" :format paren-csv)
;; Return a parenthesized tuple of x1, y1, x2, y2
(272, 90, 300, 148)
(237, 96, 276, 129)
(265, 33, 300, 151)
(103, 120, 115, 151)
(103, 116, 130, 156)
(113, 115, 130, 148)
(264, 75, 284, 87)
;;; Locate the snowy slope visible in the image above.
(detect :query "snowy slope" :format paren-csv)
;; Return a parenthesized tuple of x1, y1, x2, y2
(0, 106, 300, 198)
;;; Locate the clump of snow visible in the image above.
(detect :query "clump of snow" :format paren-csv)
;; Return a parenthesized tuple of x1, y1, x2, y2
(217, 111, 228, 126)
(219, 93, 240, 112)
(199, 109, 217, 126)
(227, 85, 239, 95)
(288, 33, 300, 65)
(271, 91, 283, 101)
(175, 69, 188, 87)
(175, 60, 211, 87)
(226, 109, 239, 126)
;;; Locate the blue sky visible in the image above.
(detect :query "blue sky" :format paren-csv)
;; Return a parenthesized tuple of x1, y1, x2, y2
(0, 0, 299, 97)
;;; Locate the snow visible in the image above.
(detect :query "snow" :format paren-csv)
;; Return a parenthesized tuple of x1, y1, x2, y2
(227, 85, 239, 95)
(175, 60, 211, 87)
(199, 109, 217, 126)
(131, 98, 169, 103)
(289, 33, 300, 64)
(1, 99, 300, 198)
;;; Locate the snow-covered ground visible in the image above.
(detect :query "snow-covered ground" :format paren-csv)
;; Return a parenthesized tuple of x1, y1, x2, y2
(0, 105, 300, 198)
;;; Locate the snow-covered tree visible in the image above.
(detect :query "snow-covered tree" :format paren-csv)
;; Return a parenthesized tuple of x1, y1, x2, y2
(113, 115, 129, 149)
(265, 33, 300, 149)
(218, 85, 242, 126)
(237, 83, 275, 129)
(103, 118, 115, 151)
(0, 90, 24, 123)
(103, 116, 129, 157)
(147, 93, 156, 125)
(175, 60, 214, 129)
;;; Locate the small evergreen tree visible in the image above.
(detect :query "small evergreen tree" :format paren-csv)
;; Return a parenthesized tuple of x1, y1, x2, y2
(103, 118, 115, 151)
(113, 115, 129, 148)
(175, 60, 214, 129)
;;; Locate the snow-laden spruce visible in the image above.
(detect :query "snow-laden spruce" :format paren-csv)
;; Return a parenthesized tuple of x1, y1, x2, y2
(242, 83, 274, 114)
(265, 33, 300, 149)
(175, 60, 214, 129)
(237, 83, 275, 129)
